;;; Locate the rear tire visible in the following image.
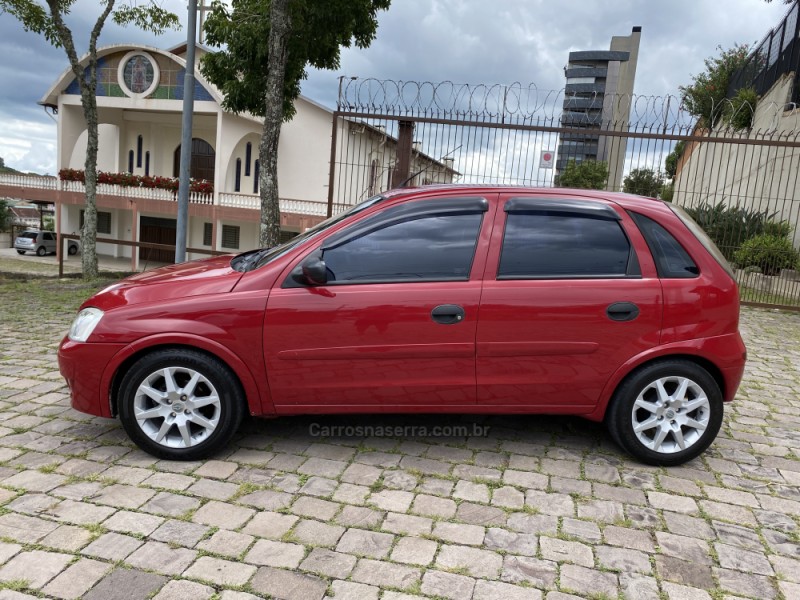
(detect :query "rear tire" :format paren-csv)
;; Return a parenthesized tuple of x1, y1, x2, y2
(36, 246, 47, 257)
(118, 349, 246, 460)
(16, 250, 25, 255)
(606, 360, 723, 466)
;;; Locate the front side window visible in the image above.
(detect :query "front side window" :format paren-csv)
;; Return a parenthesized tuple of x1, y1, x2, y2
(499, 211, 633, 278)
(322, 212, 483, 284)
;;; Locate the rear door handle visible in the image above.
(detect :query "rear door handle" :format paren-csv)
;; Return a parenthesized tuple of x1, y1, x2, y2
(431, 304, 465, 325)
(607, 301, 640, 322)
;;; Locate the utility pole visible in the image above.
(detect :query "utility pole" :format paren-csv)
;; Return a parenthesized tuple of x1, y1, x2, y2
(175, 0, 198, 263)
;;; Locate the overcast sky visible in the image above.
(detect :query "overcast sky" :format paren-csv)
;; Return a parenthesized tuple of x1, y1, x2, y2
(0, 0, 791, 174)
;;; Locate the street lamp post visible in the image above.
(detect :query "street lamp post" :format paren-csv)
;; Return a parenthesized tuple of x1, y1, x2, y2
(175, 0, 198, 263)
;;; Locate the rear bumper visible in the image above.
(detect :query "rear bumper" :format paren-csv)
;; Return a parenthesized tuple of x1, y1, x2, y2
(58, 338, 126, 417)
(716, 331, 747, 403)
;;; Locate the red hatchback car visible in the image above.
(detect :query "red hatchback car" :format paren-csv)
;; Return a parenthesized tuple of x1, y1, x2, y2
(59, 186, 746, 465)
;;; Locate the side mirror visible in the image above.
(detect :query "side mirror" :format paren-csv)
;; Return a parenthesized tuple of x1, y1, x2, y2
(292, 255, 328, 286)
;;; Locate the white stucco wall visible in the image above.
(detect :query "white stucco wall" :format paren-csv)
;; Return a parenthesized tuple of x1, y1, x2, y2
(673, 75, 800, 247)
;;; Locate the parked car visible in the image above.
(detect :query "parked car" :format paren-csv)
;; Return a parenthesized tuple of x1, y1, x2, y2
(58, 186, 746, 465)
(14, 230, 80, 256)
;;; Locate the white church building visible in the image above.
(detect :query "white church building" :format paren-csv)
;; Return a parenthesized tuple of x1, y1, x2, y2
(21, 42, 456, 267)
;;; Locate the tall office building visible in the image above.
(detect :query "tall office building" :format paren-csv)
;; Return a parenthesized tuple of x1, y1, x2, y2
(556, 27, 641, 190)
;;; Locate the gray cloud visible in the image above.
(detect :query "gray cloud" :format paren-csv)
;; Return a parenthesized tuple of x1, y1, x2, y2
(0, 0, 790, 173)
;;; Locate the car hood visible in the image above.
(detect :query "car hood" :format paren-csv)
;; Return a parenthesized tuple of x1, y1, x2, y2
(83, 255, 242, 311)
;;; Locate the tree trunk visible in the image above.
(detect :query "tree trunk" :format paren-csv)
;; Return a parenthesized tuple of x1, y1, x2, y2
(46, 0, 114, 280)
(258, 0, 291, 248)
(79, 89, 100, 279)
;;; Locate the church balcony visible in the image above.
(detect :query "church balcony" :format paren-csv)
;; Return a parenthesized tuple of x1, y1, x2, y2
(218, 192, 350, 217)
(0, 174, 345, 218)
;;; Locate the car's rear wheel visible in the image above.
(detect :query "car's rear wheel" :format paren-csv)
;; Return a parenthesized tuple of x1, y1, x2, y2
(606, 360, 723, 466)
(118, 349, 245, 460)
(36, 246, 47, 257)
(16, 250, 25, 255)
(68, 244, 78, 255)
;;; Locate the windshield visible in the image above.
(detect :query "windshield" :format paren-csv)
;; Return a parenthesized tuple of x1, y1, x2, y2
(231, 195, 385, 272)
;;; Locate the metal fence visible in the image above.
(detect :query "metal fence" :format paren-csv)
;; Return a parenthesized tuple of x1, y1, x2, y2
(326, 79, 800, 310)
(728, 0, 800, 106)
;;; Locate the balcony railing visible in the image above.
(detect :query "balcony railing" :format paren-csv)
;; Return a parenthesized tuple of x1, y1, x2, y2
(0, 174, 350, 217)
(218, 192, 351, 216)
(60, 179, 213, 205)
(728, 1, 800, 105)
(0, 173, 58, 190)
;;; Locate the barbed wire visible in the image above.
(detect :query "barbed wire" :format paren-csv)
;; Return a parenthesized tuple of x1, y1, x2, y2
(337, 78, 799, 132)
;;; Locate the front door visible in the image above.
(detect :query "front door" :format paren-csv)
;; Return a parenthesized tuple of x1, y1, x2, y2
(264, 196, 494, 409)
(476, 194, 663, 409)
(139, 216, 176, 263)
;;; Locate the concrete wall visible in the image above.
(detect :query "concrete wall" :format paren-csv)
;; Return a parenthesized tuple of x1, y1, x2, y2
(673, 74, 800, 247)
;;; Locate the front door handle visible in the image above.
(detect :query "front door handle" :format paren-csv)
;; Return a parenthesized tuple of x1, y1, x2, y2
(431, 304, 465, 325)
(607, 301, 640, 322)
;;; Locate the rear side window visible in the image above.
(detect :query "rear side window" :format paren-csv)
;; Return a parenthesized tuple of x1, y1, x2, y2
(499, 212, 634, 278)
(629, 212, 699, 278)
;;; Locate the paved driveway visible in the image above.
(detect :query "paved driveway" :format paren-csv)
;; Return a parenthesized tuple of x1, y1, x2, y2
(0, 283, 798, 600)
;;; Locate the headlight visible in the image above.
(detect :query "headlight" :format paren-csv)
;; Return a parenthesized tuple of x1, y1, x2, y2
(68, 307, 104, 342)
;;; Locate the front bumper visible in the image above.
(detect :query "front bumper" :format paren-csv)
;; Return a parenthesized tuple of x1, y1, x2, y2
(58, 338, 126, 417)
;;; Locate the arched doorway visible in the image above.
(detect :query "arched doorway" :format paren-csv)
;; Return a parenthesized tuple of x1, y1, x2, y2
(173, 138, 215, 182)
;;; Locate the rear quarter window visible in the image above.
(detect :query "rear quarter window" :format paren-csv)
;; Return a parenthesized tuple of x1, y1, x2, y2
(629, 211, 699, 279)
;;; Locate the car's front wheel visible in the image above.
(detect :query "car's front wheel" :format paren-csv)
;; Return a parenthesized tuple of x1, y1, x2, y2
(606, 360, 723, 466)
(118, 349, 246, 460)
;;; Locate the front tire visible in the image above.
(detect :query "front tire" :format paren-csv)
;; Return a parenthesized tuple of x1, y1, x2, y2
(118, 349, 246, 460)
(606, 360, 723, 466)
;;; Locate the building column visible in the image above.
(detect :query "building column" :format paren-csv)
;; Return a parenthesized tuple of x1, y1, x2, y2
(130, 201, 138, 271)
(392, 120, 415, 188)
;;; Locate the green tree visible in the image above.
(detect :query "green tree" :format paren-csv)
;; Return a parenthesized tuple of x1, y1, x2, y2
(660, 183, 674, 202)
(623, 168, 665, 198)
(725, 87, 758, 130)
(0, 0, 178, 278)
(679, 43, 750, 128)
(202, 0, 391, 248)
(665, 141, 686, 179)
(555, 160, 609, 190)
(0, 199, 9, 232)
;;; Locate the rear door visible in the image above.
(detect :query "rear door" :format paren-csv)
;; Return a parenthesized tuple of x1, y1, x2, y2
(264, 195, 496, 409)
(476, 193, 663, 410)
(43, 232, 56, 253)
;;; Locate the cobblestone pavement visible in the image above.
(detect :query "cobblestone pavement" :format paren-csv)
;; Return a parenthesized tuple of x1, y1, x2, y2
(0, 280, 799, 600)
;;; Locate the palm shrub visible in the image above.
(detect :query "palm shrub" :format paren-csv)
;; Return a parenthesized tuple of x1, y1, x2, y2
(683, 201, 790, 261)
(734, 234, 799, 276)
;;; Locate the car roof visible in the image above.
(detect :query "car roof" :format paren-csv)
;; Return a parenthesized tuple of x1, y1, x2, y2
(380, 184, 668, 213)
